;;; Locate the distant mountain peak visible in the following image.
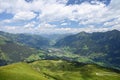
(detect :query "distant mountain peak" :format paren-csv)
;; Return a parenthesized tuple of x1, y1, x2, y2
(110, 29, 120, 32)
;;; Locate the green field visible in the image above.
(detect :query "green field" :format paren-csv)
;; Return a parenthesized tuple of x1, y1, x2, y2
(0, 62, 48, 80)
(0, 60, 120, 80)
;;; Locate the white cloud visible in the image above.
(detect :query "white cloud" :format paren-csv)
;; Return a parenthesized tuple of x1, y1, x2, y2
(24, 21, 36, 28)
(0, 24, 118, 34)
(38, 23, 56, 29)
(38, 2, 107, 23)
(0, 11, 37, 26)
(0, 0, 68, 13)
(0, 0, 29, 13)
(61, 22, 68, 26)
(13, 11, 36, 21)
(0, 0, 120, 34)
(109, 0, 120, 10)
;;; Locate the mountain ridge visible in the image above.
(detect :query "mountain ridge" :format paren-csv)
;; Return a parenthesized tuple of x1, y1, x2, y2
(55, 30, 120, 68)
(0, 60, 120, 80)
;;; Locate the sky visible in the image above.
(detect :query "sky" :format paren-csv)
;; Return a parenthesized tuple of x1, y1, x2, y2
(0, 0, 120, 34)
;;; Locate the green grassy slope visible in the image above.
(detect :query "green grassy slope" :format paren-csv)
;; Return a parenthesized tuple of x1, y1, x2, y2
(0, 60, 120, 80)
(0, 62, 48, 80)
(30, 60, 120, 80)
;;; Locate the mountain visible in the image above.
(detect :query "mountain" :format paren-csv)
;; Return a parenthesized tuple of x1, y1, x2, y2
(0, 31, 51, 65)
(0, 32, 43, 65)
(42, 34, 72, 46)
(66, 0, 111, 5)
(0, 49, 8, 66)
(0, 62, 48, 80)
(55, 30, 120, 68)
(0, 35, 38, 65)
(0, 60, 120, 80)
(0, 30, 120, 80)
(0, 31, 50, 49)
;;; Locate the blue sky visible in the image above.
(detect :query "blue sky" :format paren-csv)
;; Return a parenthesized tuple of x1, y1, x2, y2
(0, 0, 120, 34)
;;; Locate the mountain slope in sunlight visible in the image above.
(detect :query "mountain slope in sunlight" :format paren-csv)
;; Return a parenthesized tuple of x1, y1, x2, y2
(0, 62, 48, 80)
(0, 60, 119, 80)
(55, 30, 120, 68)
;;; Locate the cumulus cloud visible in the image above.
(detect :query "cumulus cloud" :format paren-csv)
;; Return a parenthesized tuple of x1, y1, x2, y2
(13, 11, 36, 21)
(0, 0, 29, 13)
(0, 0, 120, 34)
(61, 22, 68, 26)
(38, 2, 107, 23)
(109, 0, 120, 9)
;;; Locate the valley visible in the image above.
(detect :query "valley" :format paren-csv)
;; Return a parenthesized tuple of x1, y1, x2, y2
(0, 0, 120, 80)
(0, 30, 120, 80)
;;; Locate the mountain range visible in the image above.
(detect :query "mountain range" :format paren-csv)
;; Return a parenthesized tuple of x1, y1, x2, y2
(0, 31, 50, 65)
(55, 30, 120, 68)
(0, 30, 120, 80)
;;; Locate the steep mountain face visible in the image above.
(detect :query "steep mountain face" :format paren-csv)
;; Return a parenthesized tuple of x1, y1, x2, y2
(0, 32, 43, 65)
(0, 42, 38, 63)
(43, 34, 72, 46)
(67, 0, 111, 5)
(0, 31, 50, 66)
(13, 34, 50, 49)
(0, 49, 8, 66)
(0, 36, 11, 65)
(55, 30, 120, 68)
(0, 31, 50, 49)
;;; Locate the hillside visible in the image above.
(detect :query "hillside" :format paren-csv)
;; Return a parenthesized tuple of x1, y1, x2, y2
(0, 34, 38, 65)
(0, 60, 120, 80)
(0, 62, 48, 80)
(0, 42, 38, 62)
(55, 30, 120, 68)
(0, 31, 52, 66)
(43, 34, 72, 46)
(1, 30, 120, 69)
(0, 31, 50, 49)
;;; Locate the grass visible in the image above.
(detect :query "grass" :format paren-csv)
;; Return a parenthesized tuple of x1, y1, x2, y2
(0, 60, 120, 80)
(30, 60, 120, 80)
(0, 62, 48, 80)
